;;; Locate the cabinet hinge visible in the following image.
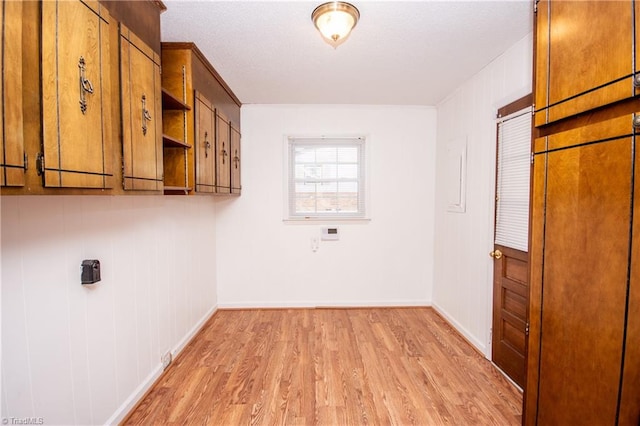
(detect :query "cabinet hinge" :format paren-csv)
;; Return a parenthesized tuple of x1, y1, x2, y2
(23, 152, 28, 171)
(525, 322, 530, 336)
(35, 152, 45, 176)
(534, 0, 539, 13)
(531, 152, 535, 165)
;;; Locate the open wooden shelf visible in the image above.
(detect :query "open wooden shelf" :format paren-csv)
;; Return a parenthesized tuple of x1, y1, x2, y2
(162, 88, 191, 111)
(163, 186, 192, 195)
(162, 134, 191, 148)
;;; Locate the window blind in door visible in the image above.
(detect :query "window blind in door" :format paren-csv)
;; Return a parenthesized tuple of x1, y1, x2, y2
(495, 107, 532, 252)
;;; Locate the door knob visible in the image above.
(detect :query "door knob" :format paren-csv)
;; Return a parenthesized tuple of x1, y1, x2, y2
(490, 249, 503, 260)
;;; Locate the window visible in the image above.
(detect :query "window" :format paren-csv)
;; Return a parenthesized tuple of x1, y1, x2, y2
(495, 106, 532, 252)
(287, 137, 366, 219)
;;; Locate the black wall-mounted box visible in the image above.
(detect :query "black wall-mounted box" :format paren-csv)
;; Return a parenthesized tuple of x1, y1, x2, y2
(81, 260, 101, 284)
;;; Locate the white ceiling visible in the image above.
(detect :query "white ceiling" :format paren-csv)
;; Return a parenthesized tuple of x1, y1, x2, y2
(161, 1, 532, 105)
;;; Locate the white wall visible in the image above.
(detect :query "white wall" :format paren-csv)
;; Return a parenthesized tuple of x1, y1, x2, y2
(1, 195, 218, 425)
(215, 105, 436, 307)
(433, 33, 533, 356)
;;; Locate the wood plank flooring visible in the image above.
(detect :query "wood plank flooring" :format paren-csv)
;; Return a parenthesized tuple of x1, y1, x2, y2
(123, 308, 522, 425)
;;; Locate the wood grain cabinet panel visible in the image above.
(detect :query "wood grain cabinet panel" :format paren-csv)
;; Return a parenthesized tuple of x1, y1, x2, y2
(535, 0, 636, 126)
(194, 91, 215, 193)
(527, 115, 636, 425)
(231, 124, 241, 194)
(120, 24, 163, 191)
(215, 109, 231, 194)
(619, 126, 640, 425)
(1, 0, 25, 187)
(41, 0, 114, 188)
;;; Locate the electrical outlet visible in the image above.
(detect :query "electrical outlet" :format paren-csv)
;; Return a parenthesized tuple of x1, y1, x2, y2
(161, 351, 172, 370)
(311, 237, 319, 252)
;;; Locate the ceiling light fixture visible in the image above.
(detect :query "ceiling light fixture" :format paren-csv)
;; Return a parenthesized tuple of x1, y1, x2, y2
(312, 1, 360, 48)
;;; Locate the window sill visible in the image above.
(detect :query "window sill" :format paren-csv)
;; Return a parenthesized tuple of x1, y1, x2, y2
(283, 217, 371, 224)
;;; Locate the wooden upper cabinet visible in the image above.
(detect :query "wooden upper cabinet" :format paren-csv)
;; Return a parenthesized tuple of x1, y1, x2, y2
(161, 42, 241, 196)
(41, 0, 113, 188)
(194, 91, 215, 193)
(120, 24, 163, 191)
(230, 124, 241, 194)
(1, 0, 25, 187)
(535, 0, 636, 126)
(215, 110, 231, 194)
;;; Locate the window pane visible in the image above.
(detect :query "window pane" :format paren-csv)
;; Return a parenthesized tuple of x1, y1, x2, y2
(316, 197, 338, 212)
(337, 147, 358, 163)
(338, 181, 358, 193)
(322, 164, 337, 179)
(294, 147, 316, 163)
(295, 182, 317, 194)
(295, 195, 316, 213)
(337, 164, 358, 179)
(316, 147, 337, 163)
(337, 194, 358, 212)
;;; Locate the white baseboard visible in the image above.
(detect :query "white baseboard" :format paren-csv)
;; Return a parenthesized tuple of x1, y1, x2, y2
(105, 304, 218, 425)
(217, 299, 431, 309)
(431, 302, 488, 357)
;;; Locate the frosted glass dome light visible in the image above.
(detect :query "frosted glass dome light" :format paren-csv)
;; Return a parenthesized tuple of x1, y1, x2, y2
(312, 1, 360, 48)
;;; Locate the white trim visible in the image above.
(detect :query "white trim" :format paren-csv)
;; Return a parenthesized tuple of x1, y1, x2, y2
(446, 137, 467, 213)
(105, 305, 218, 425)
(431, 302, 489, 357)
(218, 300, 431, 309)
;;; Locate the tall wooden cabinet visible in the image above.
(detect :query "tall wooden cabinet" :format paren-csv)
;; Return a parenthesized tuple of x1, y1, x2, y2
(161, 42, 241, 196)
(0, 0, 25, 187)
(526, 1, 640, 424)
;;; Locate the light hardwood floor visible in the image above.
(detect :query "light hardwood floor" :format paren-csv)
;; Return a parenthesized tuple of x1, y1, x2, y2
(124, 308, 522, 425)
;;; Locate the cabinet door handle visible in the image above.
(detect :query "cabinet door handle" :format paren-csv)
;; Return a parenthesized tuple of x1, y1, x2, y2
(78, 56, 94, 114)
(204, 132, 211, 158)
(220, 141, 228, 165)
(141, 95, 152, 135)
(233, 149, 240, 169)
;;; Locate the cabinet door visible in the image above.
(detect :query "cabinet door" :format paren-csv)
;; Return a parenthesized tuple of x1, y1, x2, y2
(42, 0, 113, 188)
(230, 124, 241, 195)
(1, 0, 25, 187)
(535, 0, 635, 126)
(215, 109, 231, 193)
(527, 115, 634, 424)
(619, 122, 640, 425)
(195, 91, 215, 193)
(120, 24, 163, 191)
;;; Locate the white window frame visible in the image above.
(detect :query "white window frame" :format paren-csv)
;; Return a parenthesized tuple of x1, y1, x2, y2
(284, 136, 369, 221)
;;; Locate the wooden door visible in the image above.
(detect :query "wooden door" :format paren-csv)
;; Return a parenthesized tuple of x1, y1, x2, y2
(195, 91, 215, 193)
(526, 115, 633, 425)
(215, 109, 231, 193)
(42, 0, 113, 188)
(230, 124, 241, 195)
(535, 0, 635, 126)
(491, 245, 528, 387)
(0, 0, 25, 187)
(491, 97, 532, 388)
(120, 24, 163, 191)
